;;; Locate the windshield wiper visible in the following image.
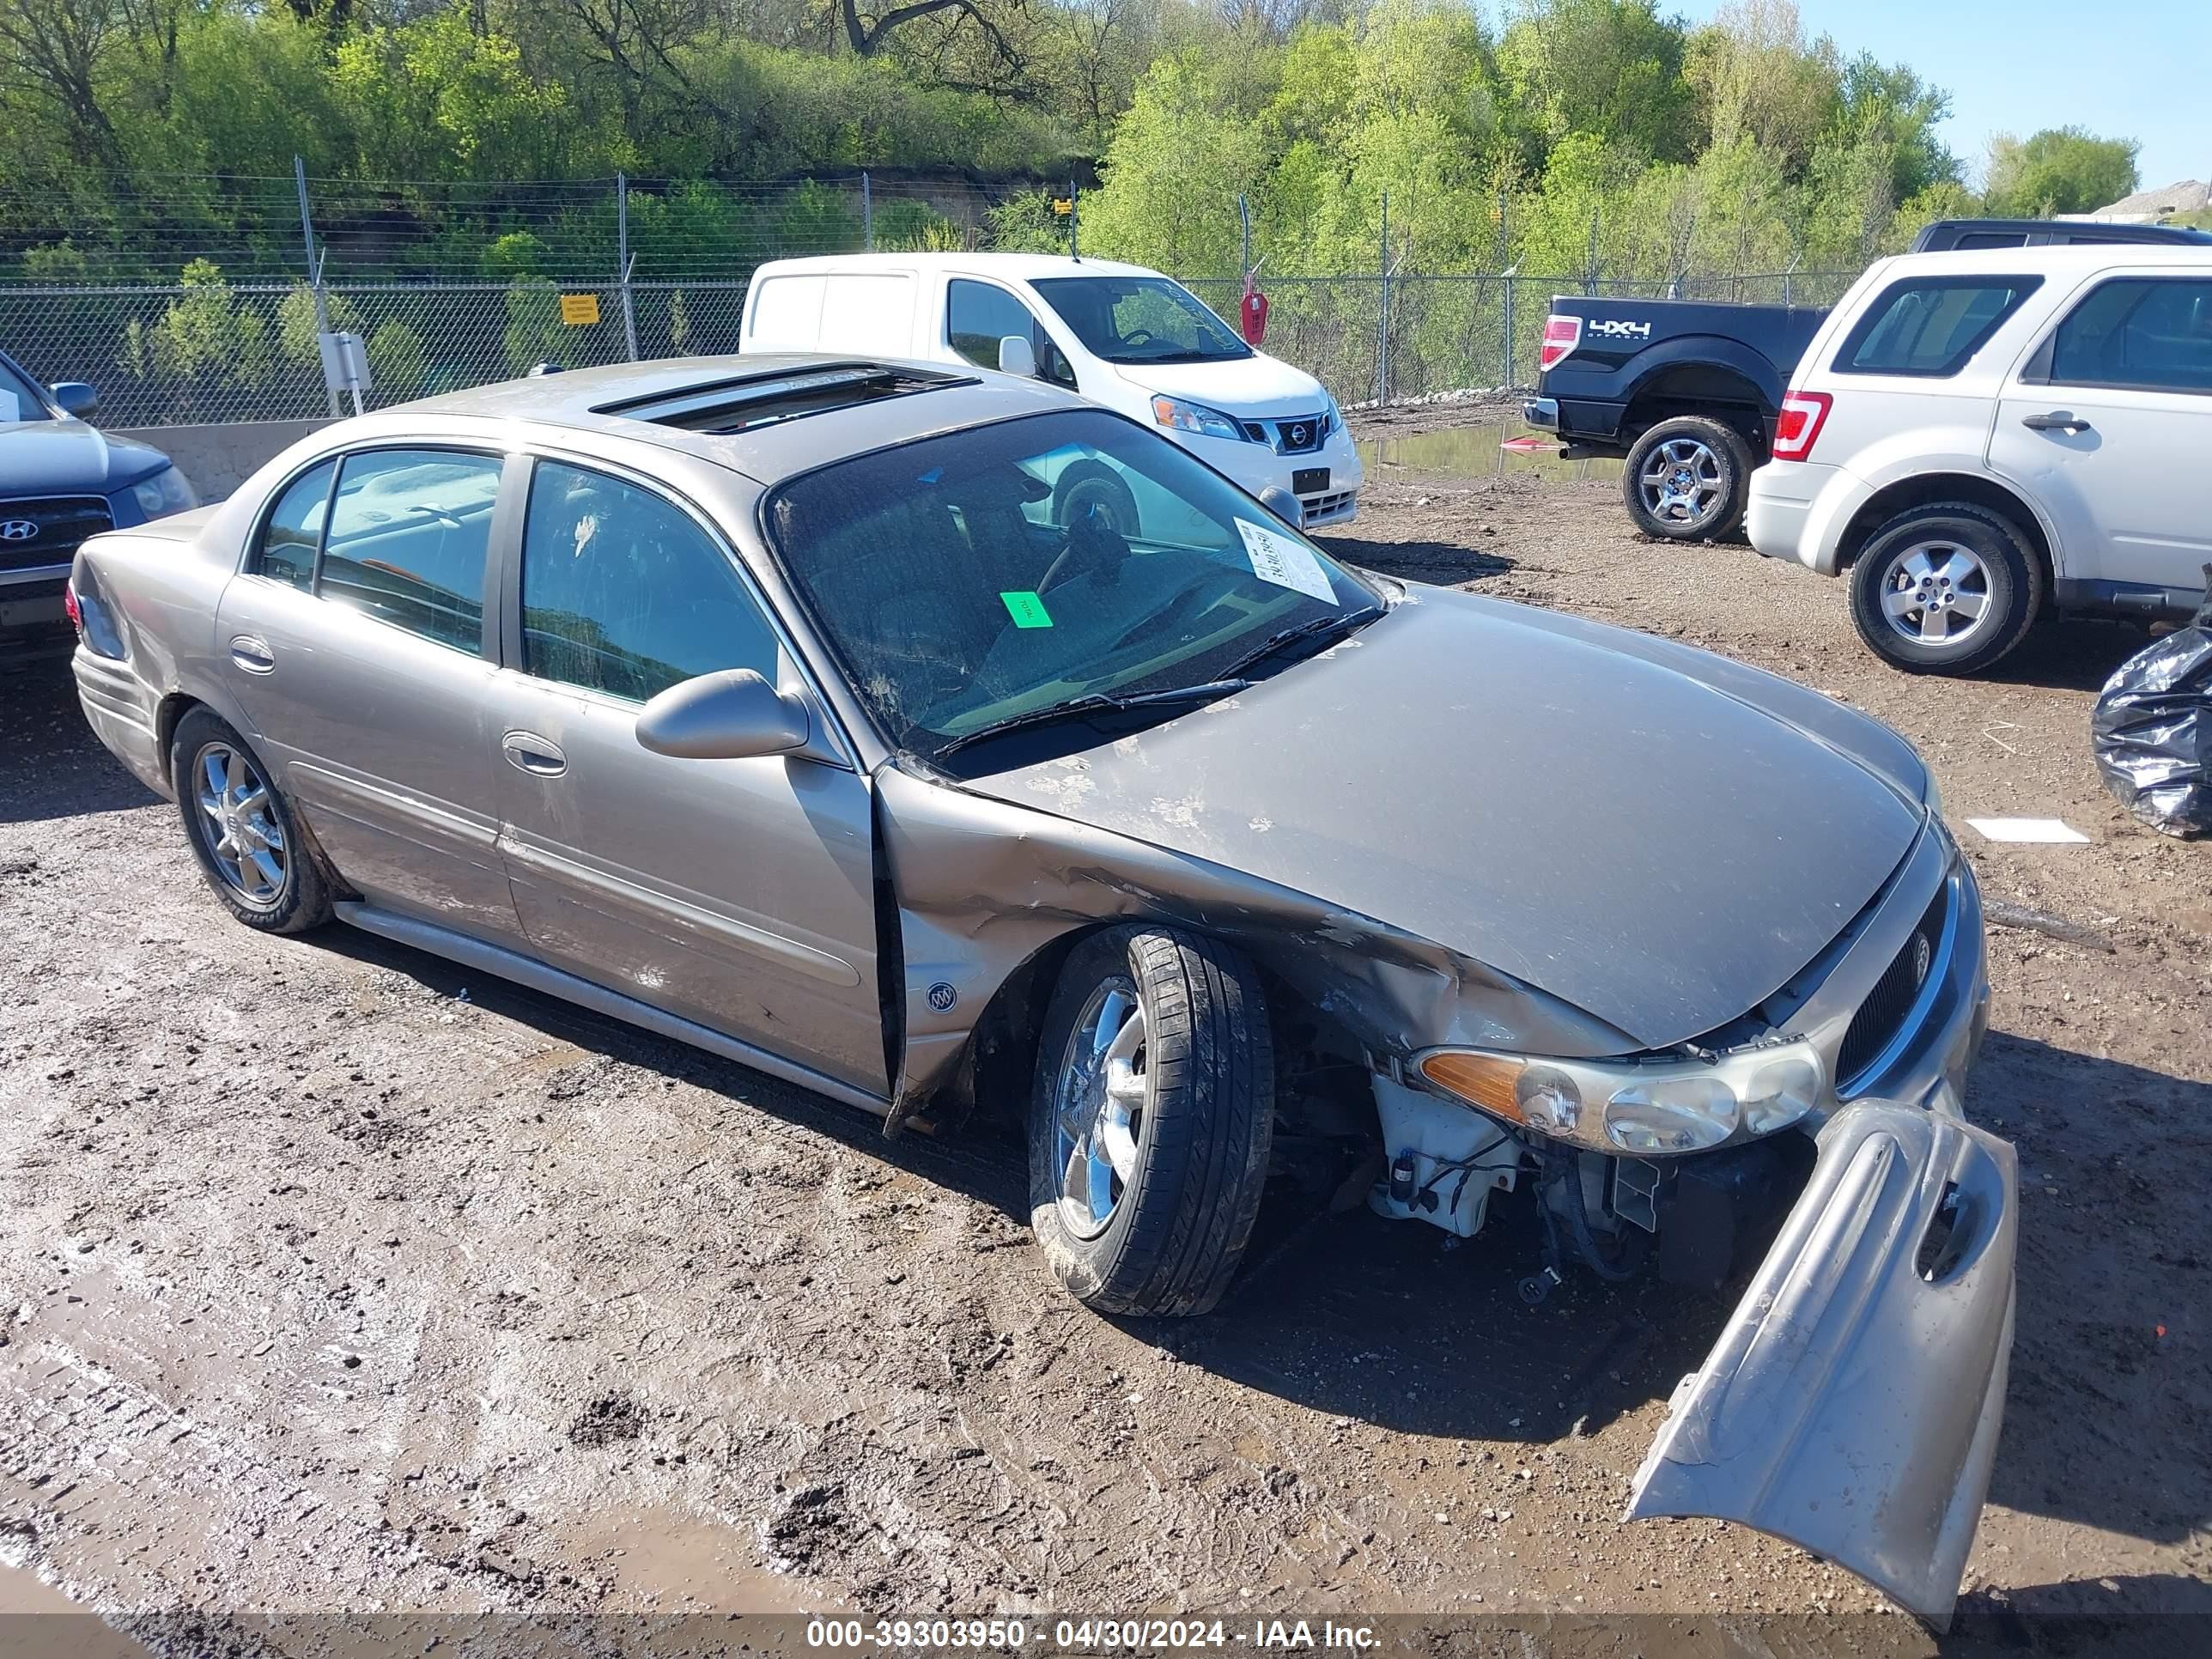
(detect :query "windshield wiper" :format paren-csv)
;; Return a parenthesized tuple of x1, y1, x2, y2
(1219, 604, 1386, 678)
(934, 679, 1252, 761)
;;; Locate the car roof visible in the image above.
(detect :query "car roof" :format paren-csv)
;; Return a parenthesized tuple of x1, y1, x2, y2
(750, 251, 1168, 283)
(1877, 243, 2212, 277)
(377, 352, 1090, 487)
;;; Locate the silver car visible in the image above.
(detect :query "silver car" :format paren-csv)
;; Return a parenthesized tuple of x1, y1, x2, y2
(68, 357, 2015, 1623)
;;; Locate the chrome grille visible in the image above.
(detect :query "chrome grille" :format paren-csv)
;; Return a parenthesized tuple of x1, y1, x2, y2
(1837, 884, 1950, 1087)
(0, 496, 112, 575)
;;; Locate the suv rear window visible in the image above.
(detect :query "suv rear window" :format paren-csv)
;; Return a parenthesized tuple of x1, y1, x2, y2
(1834, 276, 2043, 378)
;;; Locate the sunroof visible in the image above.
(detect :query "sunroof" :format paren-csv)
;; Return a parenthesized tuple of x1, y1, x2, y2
(599, 362, 974, 434)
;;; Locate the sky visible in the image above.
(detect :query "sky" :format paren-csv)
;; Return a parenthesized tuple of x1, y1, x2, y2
(1666, 0, 2208, 198)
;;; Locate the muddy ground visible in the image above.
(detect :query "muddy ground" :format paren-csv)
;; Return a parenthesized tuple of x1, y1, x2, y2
(2, 405, 2208, 1654)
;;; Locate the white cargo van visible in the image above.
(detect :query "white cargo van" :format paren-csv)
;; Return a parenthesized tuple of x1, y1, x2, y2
(739, 252, 1363, 527)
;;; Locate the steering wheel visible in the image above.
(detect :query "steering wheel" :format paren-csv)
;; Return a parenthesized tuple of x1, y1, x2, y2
(1120, 327, 1159, 349)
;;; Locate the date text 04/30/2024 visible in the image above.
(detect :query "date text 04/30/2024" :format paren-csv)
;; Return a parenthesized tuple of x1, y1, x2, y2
(805, 1619, 1382, 1650)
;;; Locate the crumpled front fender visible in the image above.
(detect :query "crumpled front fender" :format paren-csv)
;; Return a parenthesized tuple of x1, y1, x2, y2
(1626, 1101, 2017, 1628)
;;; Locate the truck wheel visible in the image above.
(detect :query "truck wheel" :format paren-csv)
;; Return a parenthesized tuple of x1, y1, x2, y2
(171, 707, 332, 933)
(1029, 926, 1273, 1317)
(1848, 502, 2042, 675)
(1624, 416, 1753, 542)
(1052, 460, 1140, 538)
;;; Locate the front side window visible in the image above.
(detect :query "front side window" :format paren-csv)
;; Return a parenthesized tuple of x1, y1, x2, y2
(947, 279, 1073, 385)
(2047, 277, 2212, 394)
(1031, 276, 1252, 367)
(1835, 276, 2043, 378)
(766, 409, 1379, 766)
(520, 460, 779, 703)
(319, 449, 501, 652)
(254, 460, 335, 592)
(0, 355, 52, 423)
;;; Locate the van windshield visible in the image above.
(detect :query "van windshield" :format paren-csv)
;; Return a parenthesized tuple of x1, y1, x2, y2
(764, 409, 1380, 769)
(1031, 276, 1252, 366)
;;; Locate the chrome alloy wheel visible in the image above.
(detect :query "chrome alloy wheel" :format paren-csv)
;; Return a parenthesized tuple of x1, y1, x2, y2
(193, 743, 288, 908)
(1052, 977, 1147, 1238)
(1877, 540, 1993, 647)
(1638, 436, 1724, 525)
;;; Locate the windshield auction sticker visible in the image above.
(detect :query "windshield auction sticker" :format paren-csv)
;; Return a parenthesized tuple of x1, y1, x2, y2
(1236, 518, 1334, 603)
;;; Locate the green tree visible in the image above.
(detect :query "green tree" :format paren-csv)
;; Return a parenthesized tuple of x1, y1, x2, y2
(1984, 127, 2140, 217)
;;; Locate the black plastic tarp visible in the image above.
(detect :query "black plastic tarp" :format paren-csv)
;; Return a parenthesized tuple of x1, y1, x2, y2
(2092, 571, 2212, 839)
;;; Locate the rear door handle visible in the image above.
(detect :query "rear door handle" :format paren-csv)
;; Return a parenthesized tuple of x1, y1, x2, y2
(2021, 410, 2092, 434)
(229, 634, 275, 674)
(501, 731, 567, 777)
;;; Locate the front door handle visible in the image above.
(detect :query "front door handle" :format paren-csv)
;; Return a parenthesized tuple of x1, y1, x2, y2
(2021, 410, 2092, 434)
(229, 634, 275, 674)
(502, 731, 567, 777)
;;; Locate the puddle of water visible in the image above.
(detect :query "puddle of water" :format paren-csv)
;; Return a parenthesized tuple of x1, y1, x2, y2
(543, 1504, 817, 1613)
(1356, 417, 1622, 483)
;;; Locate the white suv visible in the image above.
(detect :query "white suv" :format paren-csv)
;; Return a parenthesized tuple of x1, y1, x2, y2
(1746, 245, 2212, 672)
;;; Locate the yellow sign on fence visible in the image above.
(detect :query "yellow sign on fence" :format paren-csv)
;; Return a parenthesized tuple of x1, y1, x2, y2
(558, 293, 600, 325)
(1051, 198, 1073, 217)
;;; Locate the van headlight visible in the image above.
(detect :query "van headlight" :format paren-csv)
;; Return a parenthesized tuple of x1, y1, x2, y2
(1417, 1042, 1823, 1155)
(1151, 395, 1249, 443)
(125, 465, 198, 520)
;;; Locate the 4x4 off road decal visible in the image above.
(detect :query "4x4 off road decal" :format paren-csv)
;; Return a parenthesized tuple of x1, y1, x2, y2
(1589, 319, 1653, 339)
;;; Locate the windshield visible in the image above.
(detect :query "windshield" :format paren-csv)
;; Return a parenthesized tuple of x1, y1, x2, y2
(765, 409, 1378, 766)
(0, 356, 53, 423)
(1030, 276, 1253, 366)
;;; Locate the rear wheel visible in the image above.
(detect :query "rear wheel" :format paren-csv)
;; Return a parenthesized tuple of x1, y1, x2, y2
(1029, 927, 1273, 1316)
(171, 707, 331, 933)
(1623, 415, 1753, 541)
(1848, 502, 2042, 675)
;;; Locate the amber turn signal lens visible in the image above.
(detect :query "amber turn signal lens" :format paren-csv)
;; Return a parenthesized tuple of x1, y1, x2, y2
(1418, 1052, 1528, 1121)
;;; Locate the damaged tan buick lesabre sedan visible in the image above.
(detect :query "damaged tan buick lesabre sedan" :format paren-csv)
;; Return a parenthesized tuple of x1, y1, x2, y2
(66, 356, 2014, 1624)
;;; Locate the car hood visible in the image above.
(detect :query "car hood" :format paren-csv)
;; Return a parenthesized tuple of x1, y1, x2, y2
(0, 419, 170, 495)
(963, 588, 1928, 1053)
(1110, 351, 1328, 416)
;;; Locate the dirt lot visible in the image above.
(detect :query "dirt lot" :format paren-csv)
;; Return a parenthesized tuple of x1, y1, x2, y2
(3, 406, 2208, 1653)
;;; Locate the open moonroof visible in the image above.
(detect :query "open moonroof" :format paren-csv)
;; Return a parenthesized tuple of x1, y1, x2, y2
(593, 362, 975, 434)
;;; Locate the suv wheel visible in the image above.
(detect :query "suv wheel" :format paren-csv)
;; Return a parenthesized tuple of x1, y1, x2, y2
(1848, 502, 2043, 675)
(1029, 926, 1273, 1316)
(171, 707, 333, 933)
(1623, 416, 1753, 541)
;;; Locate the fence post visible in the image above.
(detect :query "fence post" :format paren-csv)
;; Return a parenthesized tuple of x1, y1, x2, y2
(617, 172, 640, 361)
(1584, 207, 1600, 297)
(862, 172, 873, 252)
(1500, 265, 1516, 390)
(295, 155, 342, 419)
(1376, 191, 1390, 405)
(1068, 176, 1079, 261)
(1238, 193, 1251, 281)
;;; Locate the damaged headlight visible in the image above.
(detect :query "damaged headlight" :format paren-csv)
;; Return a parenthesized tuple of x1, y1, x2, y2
(1417, 1042, 1822, 1156)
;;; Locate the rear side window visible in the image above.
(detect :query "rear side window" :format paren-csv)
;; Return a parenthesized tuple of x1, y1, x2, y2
(254, 460, 335, 592)
(319, 449, 501, 652)
(1834, 276, 2043, 378)
(2045, 277, 2212, 394)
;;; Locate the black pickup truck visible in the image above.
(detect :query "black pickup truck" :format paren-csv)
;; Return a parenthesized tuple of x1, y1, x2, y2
(1525, 217, 2212, 542)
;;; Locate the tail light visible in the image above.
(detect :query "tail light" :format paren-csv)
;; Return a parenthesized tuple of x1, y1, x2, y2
(63, 580, 82, 631)
(1538, 314, 1583, 373)
(1771, 391, 1833, 462)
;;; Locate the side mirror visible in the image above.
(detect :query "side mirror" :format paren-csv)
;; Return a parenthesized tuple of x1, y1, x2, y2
(635, 669, 810, 761)
(50, 381, 99, 419)
(1258, 484, 1304, 529)
(996, 335, 1037, 379)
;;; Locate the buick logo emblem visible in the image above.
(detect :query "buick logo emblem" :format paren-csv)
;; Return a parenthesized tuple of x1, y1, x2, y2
(927, 981, 957, 1012)
(0, 519, 38, 542)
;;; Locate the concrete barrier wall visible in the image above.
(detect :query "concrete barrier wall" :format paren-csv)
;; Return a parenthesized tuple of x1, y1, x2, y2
(113, 419, 336, 504)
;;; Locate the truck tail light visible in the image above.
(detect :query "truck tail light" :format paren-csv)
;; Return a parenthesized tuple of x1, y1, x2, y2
(1771, 391, 1832, 462)
(1538, 314, 1582, 373)
(64, 580, 82, 631)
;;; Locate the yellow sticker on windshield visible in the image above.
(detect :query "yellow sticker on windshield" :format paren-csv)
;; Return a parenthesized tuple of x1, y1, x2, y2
(1000, 590, 1054, 629)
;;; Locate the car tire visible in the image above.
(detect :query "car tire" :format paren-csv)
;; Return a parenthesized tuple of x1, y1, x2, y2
(1848, 502, 2043, 675)
(1051, 460, 1141, 538)
(1028, 926, 1273, 1317)
(1623, 416, 1753, 542)
(171, 707, 332, 934)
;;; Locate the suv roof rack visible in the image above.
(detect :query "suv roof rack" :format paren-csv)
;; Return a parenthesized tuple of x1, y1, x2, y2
(597, 362, 975, 434)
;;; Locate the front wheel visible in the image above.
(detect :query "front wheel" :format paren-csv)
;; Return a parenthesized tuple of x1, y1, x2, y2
(1622, 416, 1753, 542)
(1847, 502, 2042, 675)
(1051, 460, 1141, 538)
(1029, 927, 1273, 1316)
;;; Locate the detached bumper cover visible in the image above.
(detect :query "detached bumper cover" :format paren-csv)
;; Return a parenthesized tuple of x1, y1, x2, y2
(1627, 1101, 2017, 1627)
